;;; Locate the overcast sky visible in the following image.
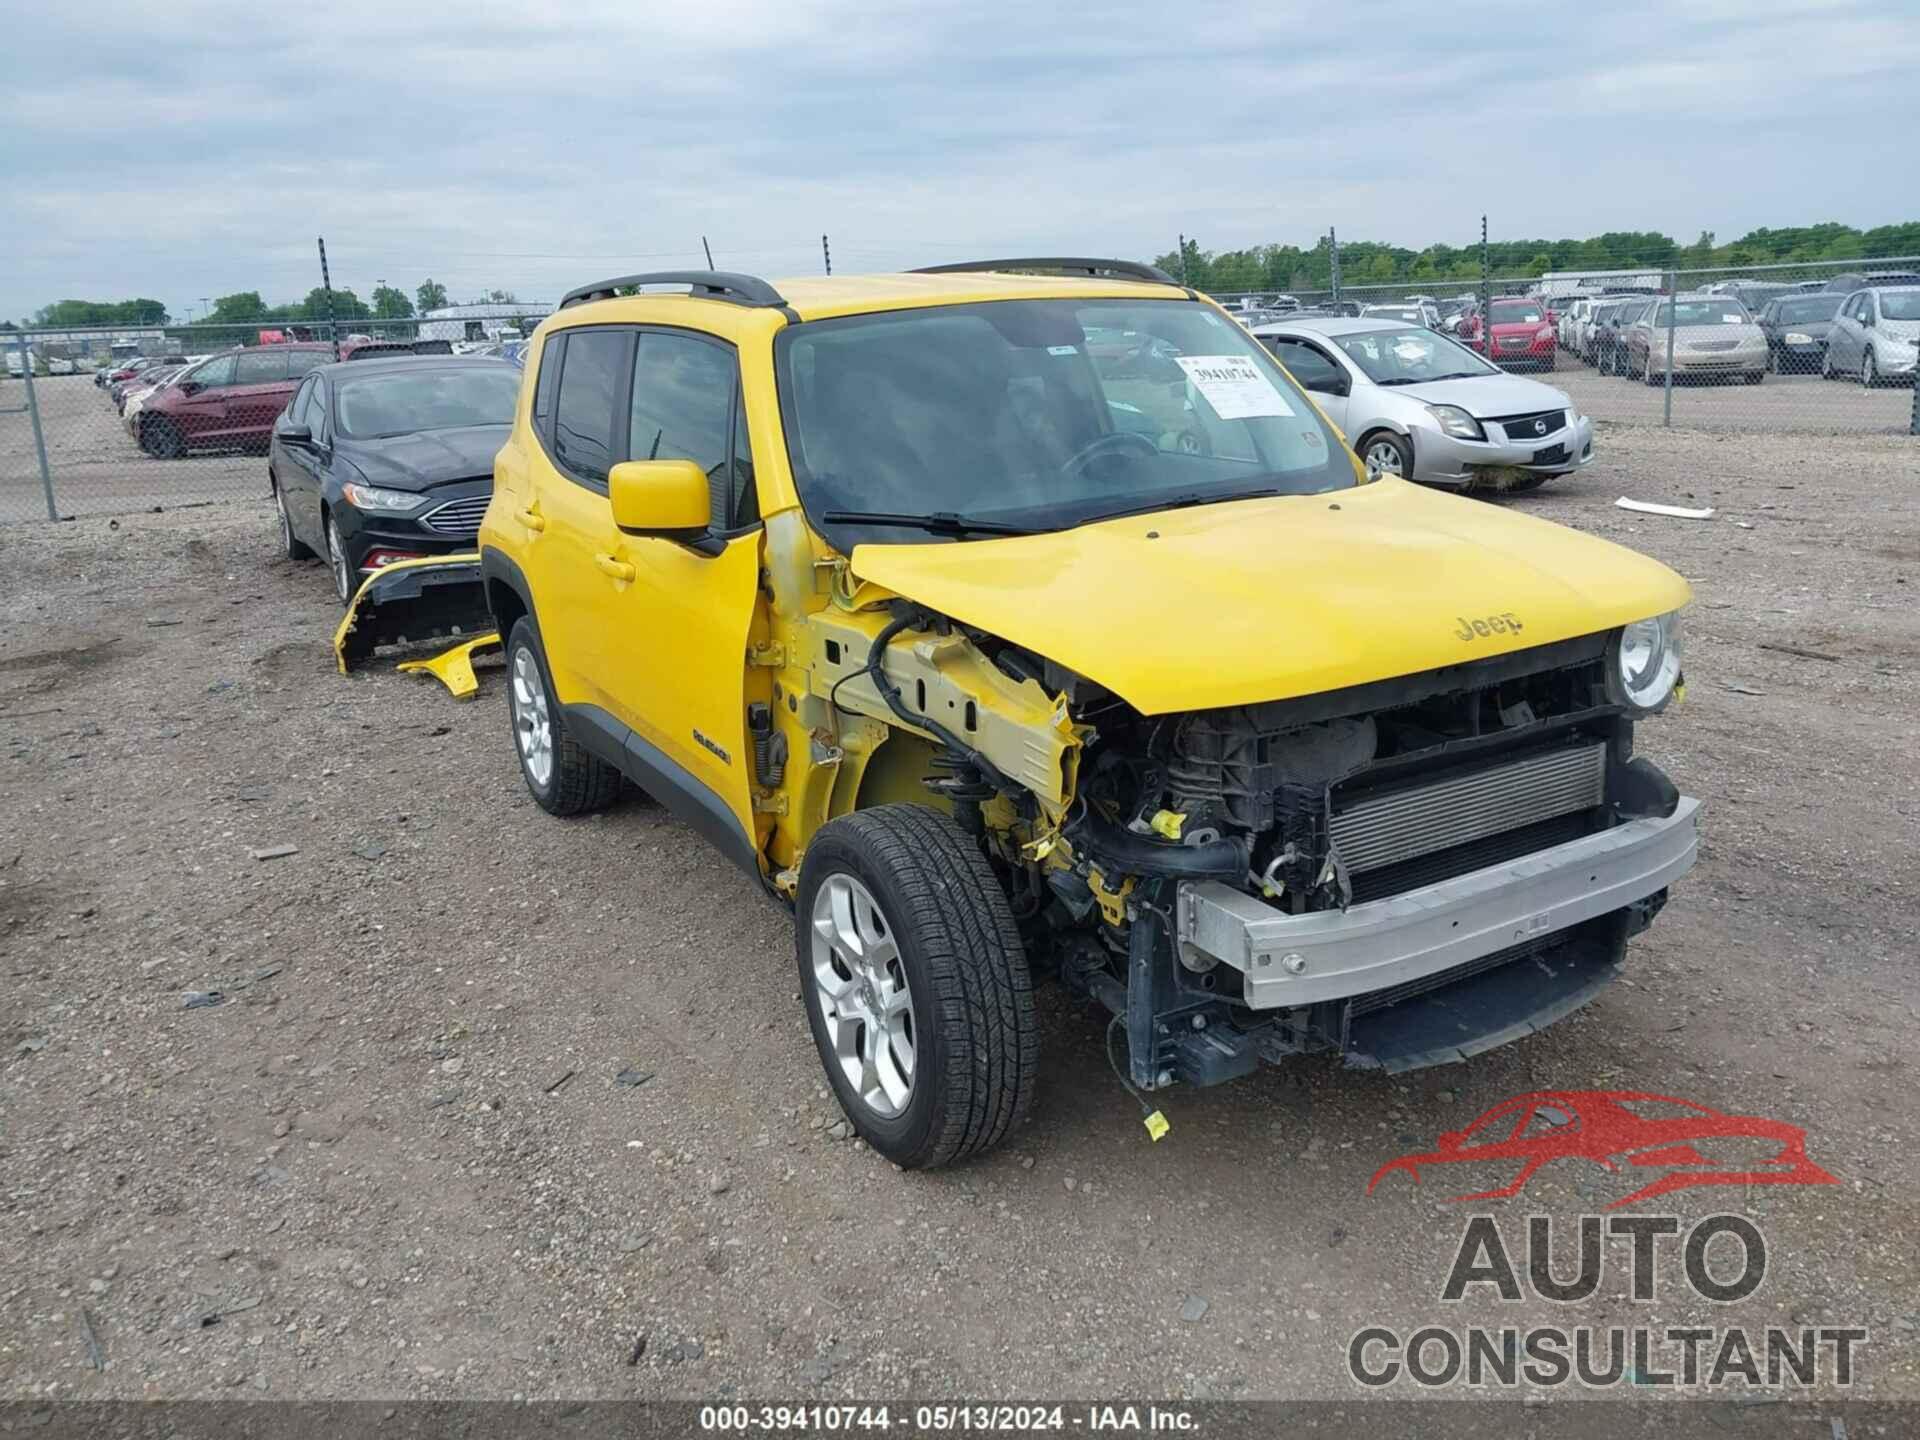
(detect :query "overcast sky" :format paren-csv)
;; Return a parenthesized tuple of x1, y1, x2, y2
(5, 0, 1916, 321)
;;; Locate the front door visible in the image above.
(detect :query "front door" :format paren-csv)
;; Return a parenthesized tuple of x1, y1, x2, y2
(591, 329, 761, 830)
(1267, 337, 1351, 433)
(170, 353, 236, 443)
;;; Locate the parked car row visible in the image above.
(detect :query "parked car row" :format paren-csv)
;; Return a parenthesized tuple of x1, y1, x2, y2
(1565, 284, 1918, 387)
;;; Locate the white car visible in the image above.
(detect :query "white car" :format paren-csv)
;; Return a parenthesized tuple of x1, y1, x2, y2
(121, 367, 186, 432)
(1556, 298, 1592, 353)
(47, 357, 76, 376)
(1361, 301, 1442, 330)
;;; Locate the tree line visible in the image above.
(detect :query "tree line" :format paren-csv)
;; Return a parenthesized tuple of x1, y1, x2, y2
(23, 279, 529, 330)
(1153, 220, 1920, 294)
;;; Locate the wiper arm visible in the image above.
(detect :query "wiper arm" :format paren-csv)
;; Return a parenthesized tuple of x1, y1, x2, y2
(821, 509, 1038, 537)
(1372, 377, 1426, 386)
(1080, 487, 1281, 524)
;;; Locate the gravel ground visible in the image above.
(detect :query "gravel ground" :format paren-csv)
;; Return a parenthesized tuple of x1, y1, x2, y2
(2, 422, 1916, 1405)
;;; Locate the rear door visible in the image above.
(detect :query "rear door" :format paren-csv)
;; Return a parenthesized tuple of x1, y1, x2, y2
(519, 326, 633, 709)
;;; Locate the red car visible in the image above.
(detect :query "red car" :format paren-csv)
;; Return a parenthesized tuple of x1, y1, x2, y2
(138, 342, 334, 458)
(1368, 1090, 1837, 1209)
(1459, 298, 1557, 370)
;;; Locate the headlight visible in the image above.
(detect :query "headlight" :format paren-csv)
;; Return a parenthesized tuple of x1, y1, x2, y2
(341, 482, 426, 514)
(1784, 332, 1813, 344)
(1423, 404, 1485, 441)
(1608, 612, 1684, 712)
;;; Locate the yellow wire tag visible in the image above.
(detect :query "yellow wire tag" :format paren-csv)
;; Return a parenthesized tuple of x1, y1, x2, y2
(1143, 1110, 1170, 1142)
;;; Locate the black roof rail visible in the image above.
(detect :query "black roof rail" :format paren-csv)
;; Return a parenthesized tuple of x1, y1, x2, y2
(558, 270, 789, 311)
(910, 257, 1180, 286)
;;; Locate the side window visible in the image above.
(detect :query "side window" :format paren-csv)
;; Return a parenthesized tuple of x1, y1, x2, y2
(286, 377, 314, 427)
(1851, 294, 1870, 322)
(234, 349, 290, 384)
(552, 330, 628, 485)
(627, 332, 738, 528)
(730, 387, 757, 529)
(189, 354, 236, 388)
(1269, 340, 1344, 393)
(308, 379, 331, 440)
(532, 334, 562, 441)
(288, 349, 330, 377)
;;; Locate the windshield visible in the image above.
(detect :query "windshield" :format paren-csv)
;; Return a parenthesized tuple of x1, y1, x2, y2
(335, 366, 521, 439)
(1330, 327, 1496, 383)
(1775, 296, 1839, 323)
(1363, 306, 1421, 323)
(1491, 302, 1545, 324)
(775, 298, 1355, 547)
(1881, 292, 1920, 321)
(1650, 299, 1752, 326)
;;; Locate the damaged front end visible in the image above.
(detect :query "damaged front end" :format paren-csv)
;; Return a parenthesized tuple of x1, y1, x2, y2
(1035, 632, 1699, 1088)
(332, 554, 496, 676)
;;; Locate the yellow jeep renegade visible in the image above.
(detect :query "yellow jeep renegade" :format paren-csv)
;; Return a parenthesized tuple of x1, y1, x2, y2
(477, 259, 1698, 1169)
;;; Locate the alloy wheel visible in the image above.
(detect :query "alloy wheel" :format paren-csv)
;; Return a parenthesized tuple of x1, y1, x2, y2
(509, 646, 555, 789)
(809, 873, 916, 1119)
(1363, 438, 1407, 477)
(1862, 352, 1876, 389)
(327, 518, 353, 603)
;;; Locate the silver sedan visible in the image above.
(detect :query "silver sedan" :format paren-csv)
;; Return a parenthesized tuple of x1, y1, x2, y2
(1250, 316, 1594, 492)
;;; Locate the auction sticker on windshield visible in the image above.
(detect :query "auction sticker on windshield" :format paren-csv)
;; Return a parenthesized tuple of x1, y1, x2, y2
(1175, 354, 1296, 420)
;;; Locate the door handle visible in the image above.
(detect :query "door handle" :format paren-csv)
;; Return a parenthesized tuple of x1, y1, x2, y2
(594, 553, 635, 583)
(515, 508, 546, 532)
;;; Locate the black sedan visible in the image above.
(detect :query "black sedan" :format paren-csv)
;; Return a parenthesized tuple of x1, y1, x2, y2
(267, 356, 520, 603)
(1755, 293, 1842, 374)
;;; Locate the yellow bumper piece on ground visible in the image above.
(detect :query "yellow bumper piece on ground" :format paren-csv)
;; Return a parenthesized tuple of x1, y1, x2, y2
(396, 633, 503, 700)
(332, 553, 492, 674)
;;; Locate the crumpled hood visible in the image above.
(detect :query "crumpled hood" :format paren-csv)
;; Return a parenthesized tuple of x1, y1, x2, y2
(848, 479, 1690, 715)
(334, 425, 508, 491)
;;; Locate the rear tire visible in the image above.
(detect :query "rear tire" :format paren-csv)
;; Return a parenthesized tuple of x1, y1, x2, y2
(796, 805, 1037, 1169)
(505, 615, 622, 817)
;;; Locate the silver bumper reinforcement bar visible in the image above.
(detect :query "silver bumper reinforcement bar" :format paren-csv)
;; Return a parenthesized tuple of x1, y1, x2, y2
(1175, 798, 1701, 1010)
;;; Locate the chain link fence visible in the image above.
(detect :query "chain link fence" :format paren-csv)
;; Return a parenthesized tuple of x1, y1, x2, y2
(1, 310, 549, 522)
(5, 248, 1917, 525)
(1208, 253, 1920, 440)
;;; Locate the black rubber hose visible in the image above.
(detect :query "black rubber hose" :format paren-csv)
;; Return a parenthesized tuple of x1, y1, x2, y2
(1068, 806, 1247, 881)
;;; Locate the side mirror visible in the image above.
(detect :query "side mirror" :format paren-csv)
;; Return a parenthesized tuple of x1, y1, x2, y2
(280, 423, 313, 446)
(1310, 376, 1348, 397)
(1862, 314, 1875, 329)
(178, 380, 202, 396)
(608, 458, 709, 537)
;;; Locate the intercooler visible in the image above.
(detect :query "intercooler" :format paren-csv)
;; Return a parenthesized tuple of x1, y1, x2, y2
(1329, 742, 1607, 878)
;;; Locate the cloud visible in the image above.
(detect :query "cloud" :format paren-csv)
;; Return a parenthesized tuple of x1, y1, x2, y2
(3, 0, 1914, 318)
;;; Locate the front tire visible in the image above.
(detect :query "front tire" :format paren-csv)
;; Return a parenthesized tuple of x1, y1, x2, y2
(143, 416, 184, 459)
(504, 615, 622, 817)
(325, 514, 355, 605)
(1861, 352, 1877, 389)
(797, 806, 1037, 1169)
(1357, 429, 1413, 479)
(273, 476, 314, 560)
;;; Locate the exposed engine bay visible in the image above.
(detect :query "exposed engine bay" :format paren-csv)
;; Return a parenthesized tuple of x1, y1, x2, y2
(840, 614, 1685, 1092)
